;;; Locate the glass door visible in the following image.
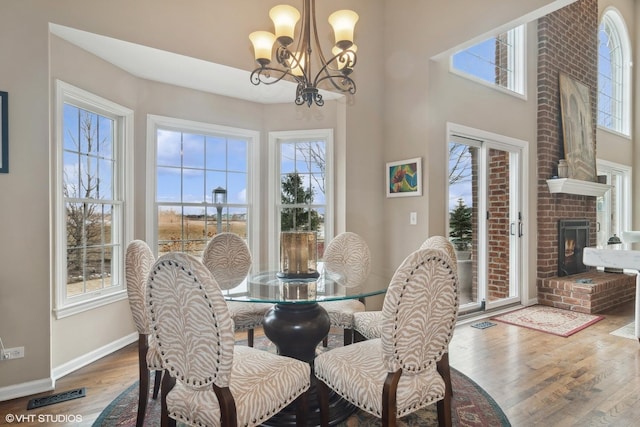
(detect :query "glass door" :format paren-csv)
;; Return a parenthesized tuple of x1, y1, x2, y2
(448, 128, 525, 313)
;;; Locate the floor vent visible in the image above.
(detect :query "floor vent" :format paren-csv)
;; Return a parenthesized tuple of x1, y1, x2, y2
(27, 388, 86, 410)
(471, 321, 497, 330)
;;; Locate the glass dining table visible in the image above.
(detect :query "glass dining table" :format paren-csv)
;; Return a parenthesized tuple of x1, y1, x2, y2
(223, 270, 387, 426)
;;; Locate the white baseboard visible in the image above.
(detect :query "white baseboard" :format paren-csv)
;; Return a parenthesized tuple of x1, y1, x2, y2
(0, 378, 54, 402)
(52, 332, 137, 380)
(0, 332, 137, 402)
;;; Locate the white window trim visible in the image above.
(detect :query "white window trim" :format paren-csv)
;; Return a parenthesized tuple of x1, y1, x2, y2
(449, 24, 527, 100)
(53, 80, 134, 319)
(268, 129, 334, 270)
(146, 115, 260, 269)
(598, 7, 632, 137)
(596, 158, 632, 235)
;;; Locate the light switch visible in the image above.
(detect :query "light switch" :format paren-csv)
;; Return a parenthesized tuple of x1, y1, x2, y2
(410, 212, 417, 225)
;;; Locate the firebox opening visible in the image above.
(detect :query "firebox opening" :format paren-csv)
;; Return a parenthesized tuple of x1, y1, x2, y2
(558, 219, 590, 276)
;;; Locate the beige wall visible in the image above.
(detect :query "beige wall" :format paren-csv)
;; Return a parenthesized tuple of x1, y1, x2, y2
(3, 0, 634, 398)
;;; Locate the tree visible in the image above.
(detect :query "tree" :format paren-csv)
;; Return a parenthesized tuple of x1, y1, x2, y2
(449, 198, 472, 250)
(281, 172, 320, 231)
(64, 110, 106, 279)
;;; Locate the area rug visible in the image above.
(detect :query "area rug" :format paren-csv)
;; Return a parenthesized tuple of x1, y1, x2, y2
(93, 335, 510, 427)
(610, 322, 636, 340)
(492, 305, 604, 337)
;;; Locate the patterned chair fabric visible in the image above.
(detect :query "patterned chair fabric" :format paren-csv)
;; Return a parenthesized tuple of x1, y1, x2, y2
(319, 232, 371, 345)
(314, 247, 459, 425)
(353, 236, 458, 340)
(147, 252, 310, 427)
(125, 240, 163, 427)
(202, 233, 271, 340)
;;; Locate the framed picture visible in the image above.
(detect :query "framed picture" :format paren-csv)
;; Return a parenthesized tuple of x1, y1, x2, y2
(559, 73, 596, 182)
(0, 91, 7, 173)
(386, 157, 422, 198)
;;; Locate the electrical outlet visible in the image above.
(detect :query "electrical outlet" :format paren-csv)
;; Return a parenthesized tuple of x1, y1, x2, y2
(1, 347, 24, 360)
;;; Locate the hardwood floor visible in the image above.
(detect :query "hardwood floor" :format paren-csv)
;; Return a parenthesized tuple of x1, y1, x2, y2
(1, 301, 639, 426)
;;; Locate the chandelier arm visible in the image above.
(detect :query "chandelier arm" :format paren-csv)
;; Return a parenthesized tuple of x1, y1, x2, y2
(315, 74, 356, 94)
(250, 66, 299, 86)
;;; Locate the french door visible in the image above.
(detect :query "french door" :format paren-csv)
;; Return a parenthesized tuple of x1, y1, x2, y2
(448, 124, 526, 313)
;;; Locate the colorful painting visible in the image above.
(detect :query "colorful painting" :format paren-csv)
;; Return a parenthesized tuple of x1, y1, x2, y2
(386, 157, 422, 197)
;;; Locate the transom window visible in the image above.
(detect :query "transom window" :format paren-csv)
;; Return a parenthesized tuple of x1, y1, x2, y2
(451, 25, 525, 96)
(598, 9, 631, 136)
(54, 81, 133, 318)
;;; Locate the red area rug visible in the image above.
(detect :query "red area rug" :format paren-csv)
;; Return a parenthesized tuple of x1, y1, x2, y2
(492, 305, 604, 337)
(93, 335, 510, 426)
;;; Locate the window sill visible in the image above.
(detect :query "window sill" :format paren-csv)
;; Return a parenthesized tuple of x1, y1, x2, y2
(54, 290, 128, 319)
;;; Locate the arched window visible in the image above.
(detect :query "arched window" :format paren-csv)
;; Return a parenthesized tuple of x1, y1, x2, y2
(598, 9, 631, 136)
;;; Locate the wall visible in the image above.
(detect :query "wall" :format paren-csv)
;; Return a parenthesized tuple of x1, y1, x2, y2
(536, 0, 599, 286)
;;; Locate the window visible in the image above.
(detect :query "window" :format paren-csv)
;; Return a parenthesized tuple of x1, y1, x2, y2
(598, 9, 631, 136)
(54, 81, 133, 318)
(269, 130, 333, 269)
(147, 116, 259, 266)
(451, 25, 525, 96)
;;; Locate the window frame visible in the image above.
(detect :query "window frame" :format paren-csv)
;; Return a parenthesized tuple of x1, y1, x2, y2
(53, 80, 134, 319)
(146, 115, 260, 269)
(449, 24, 526, 98)
(597, 8, 632, 137)
(268, 129, 334, 270)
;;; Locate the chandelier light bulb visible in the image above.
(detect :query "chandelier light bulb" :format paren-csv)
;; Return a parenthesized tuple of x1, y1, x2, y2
(328, 10, 358, 50)
(269, 5, 300, 46)
(249, 31, 276, 65)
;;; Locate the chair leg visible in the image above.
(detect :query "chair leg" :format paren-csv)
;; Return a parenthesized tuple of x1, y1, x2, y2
(322, 335, 328, 347)
(437, 353, 453, 398)
(295, 388, 309, 427)
(316, 378, 330, 427)
(137, 335, 149, 427)
(152, 369, 162, 399)
(247, 328, 254, 347)
(436, 352, 453, 427)
(343, 328, 353, 346)
(161, 372, 176, 427)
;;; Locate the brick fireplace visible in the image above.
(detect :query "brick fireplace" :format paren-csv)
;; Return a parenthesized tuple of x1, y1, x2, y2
(535, 0, 635, 314)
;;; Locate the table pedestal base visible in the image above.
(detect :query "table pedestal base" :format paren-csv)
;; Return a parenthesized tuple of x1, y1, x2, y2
(262, 303, 358, 426)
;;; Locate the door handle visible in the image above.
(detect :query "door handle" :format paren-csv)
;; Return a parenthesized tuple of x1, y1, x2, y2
(510, 222, 515, 236)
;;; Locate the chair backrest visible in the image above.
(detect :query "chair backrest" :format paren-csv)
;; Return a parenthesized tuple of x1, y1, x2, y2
(126, 240, 156, 335)
(381, 247, 458, 374)
(146, 252, 235, 388)
(323, 232, 371, 288)
(420, 235, 458, 270)
(201, 233, 252, 290)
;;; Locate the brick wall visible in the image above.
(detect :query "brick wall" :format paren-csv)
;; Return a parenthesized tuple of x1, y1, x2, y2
(537, 0, 598, 286)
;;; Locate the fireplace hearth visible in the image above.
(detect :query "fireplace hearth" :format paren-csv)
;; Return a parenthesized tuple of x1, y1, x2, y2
(558, 219, 590, 276)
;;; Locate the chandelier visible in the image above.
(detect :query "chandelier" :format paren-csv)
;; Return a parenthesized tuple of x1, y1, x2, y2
(249, 0, 359, 107)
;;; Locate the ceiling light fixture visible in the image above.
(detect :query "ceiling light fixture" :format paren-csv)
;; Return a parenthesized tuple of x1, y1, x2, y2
(249, 0, 358, 107)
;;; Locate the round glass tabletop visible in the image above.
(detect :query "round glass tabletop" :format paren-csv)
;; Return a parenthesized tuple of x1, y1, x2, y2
(222, 270, 386, 304)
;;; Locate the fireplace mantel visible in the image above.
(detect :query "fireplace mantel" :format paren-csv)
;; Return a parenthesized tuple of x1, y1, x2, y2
(546, 178, 610, 197)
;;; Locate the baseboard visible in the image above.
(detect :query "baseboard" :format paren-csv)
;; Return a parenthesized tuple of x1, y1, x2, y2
(52, 332, 137, 380)
(0, 377, 54, 402)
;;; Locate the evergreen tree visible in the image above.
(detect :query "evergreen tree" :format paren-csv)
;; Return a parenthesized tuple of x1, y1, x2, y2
(449, 198, 472, 250)
(281, 173, 320, 231)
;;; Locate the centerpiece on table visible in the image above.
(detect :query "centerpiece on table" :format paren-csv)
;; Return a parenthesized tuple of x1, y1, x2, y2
(277, 231, 319, 300)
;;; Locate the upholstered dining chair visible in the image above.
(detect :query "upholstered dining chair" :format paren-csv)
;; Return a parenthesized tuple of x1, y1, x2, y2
(353, 235, 458, 400)
(315, 247, 459, 427)
(146, 252, 311, 427)
(353, 235, 457, 341)
(319, 231, 371, 346)
(202, 232, 270, 347)
(125, 240, 164, 427)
